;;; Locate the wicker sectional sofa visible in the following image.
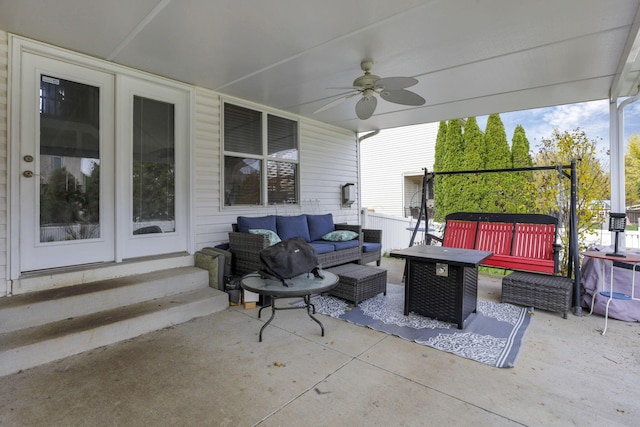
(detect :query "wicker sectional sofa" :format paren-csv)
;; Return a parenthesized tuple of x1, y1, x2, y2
(228, 213, 382, 276)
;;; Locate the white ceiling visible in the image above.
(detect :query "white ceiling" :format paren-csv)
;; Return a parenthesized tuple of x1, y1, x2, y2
(2, 0, 640, 133)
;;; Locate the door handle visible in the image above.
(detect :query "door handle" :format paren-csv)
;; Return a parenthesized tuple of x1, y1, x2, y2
(23, 170, 34, 178)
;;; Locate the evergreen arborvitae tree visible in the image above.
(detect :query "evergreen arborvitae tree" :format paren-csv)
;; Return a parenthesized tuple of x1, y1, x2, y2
(460, 117, 486, 211)
(483, 114, 513, 211)
(442, 118, 465, 216)
(511, 125, 532, 167)
(510, 125, 535, 212)
(433, 121, 448, 221)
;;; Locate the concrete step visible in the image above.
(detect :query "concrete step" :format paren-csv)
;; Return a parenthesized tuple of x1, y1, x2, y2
(0, 267, 208, 334)
(0, 287, 228, 377)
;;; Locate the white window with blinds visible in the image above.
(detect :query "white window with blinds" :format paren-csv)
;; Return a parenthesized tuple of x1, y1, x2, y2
(222, 102, 299, 206)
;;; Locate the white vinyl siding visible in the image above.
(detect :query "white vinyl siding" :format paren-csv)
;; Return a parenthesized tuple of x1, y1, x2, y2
(192, 89, 359, 251)
(193, 88, 225, 248)
(360, 122, 438, 218)
(299, 120, 359, 225)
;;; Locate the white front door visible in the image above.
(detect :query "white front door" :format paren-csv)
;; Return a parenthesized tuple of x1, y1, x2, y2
(19, 53, 116, 271)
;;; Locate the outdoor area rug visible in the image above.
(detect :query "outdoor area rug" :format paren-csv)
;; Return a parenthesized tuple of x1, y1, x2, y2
(297, 284, 532, 368)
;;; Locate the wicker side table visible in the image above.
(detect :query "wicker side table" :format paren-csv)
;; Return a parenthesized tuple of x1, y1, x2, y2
(501, 272, 573, 318)
(326, 264, 387, 305)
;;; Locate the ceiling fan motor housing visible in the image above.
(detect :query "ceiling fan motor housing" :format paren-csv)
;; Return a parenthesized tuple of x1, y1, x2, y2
(353, 73, 380, 89)
(353, 59, 380, 88)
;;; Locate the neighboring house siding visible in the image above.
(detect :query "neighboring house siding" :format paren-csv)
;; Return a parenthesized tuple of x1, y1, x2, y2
(0, 31, 7, 294)
(360, 123, 438, 218)
(192, 91, 360, 250)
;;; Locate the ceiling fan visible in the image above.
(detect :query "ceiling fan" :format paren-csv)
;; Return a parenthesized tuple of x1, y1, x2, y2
(314, 59, 426, 120)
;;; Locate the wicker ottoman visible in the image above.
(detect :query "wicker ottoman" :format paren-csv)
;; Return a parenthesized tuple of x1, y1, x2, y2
(326, 264, 387, 305)
(501, 272, 573, 318)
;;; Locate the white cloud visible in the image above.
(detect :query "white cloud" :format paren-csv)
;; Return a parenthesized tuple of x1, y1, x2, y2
(542, 100, 609, 130)
(475, 99, 640, 159)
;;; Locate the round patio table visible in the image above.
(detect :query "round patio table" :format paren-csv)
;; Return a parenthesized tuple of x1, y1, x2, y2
(241, 270, 338, 342)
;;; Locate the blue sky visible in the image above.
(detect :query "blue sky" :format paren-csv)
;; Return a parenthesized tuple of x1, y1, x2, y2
(476, 99, 640, 167)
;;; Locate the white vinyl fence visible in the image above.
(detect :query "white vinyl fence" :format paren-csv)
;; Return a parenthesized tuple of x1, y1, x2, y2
(361, 211, 437, 255)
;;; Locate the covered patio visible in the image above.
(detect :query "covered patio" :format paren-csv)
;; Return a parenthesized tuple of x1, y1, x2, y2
(0, 257, 638, 426)
(1, 2, 640, 425)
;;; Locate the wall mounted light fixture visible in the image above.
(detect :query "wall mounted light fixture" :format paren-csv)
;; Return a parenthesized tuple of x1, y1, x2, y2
(341, 183, 355, 207)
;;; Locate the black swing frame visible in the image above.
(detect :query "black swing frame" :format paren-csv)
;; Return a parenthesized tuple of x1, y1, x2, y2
(410, 159, 582, 316)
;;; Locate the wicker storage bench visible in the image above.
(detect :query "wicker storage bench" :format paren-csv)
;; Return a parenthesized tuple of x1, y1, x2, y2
(502, 272, 573, 318)
(326, 264, 387, 306)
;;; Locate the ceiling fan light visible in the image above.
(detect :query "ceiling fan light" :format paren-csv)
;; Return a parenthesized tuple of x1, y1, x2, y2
(362, 88, 375, 100)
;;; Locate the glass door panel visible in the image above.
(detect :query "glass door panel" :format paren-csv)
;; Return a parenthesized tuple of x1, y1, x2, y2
(117, 75, 189, 260)
(39, 75, 101, 242)
(132, 96, 175, 235)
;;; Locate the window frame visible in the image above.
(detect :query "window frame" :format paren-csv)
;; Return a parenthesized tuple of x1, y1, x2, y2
(221, 100, 300, 208)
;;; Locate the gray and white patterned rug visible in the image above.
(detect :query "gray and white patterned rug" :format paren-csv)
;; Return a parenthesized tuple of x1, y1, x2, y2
(300, 284, 532, 368)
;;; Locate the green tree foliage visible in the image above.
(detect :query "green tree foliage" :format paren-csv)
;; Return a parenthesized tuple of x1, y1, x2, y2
(532, 128, 609, 274)
(460, 117, 486, 211)
(40, 167, 85, 225)
(625, 133, 640, 206)
(132, 162, 175, 222)
(39, 166, 101, 240)
(511, 125, 532, 167)
(441, 118, 465, 216)
(483, 114, 513, 211)
(510, 125, 535, 212)
(433, 121, 448, 221)
(84, 162, 100, 223)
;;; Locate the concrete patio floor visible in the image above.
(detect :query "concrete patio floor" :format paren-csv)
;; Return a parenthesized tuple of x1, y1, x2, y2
(0, 257, 639, 426)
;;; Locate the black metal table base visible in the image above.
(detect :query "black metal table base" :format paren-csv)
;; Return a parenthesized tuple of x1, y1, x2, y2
(257, 295, 321, 342)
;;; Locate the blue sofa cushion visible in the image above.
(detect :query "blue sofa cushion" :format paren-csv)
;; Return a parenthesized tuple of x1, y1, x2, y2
(324, 239, 360, 251)
(237, 215, 277, 233)
(307, 213, 335, 241)
(362, 242, 382, 252)
(276, 215, 311, 242)
(309, 242, 335, 254)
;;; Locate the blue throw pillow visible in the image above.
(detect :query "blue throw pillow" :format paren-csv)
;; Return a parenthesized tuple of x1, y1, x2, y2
(248, 229, 282, 246)
(276, 215, 311, 242)
(307, 213, 335, 241)
(322, 230, 359, 242)
(237, 215, 277, 233)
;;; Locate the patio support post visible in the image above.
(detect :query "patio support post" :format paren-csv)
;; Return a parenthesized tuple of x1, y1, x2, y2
(570, 159, 582, 316)
(610, 100, 626, 249)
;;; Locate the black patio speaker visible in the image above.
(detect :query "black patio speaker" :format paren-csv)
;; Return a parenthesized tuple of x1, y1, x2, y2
(606, 212, 627, 257)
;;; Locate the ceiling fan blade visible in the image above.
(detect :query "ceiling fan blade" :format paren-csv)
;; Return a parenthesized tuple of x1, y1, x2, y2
(375, 76, 418, 90)
(355, 95, 377, 120)
(380, 89, 426, 106)
(313, 92, 359, 114)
